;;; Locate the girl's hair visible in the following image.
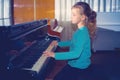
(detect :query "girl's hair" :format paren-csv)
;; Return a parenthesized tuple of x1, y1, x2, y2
(72, 2, 97, 40)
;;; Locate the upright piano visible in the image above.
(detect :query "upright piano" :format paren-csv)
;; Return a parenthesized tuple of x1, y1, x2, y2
(0, 19, 63, 80)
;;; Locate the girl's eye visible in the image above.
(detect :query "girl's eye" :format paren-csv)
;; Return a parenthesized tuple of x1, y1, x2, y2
(72, 14, 76, 16)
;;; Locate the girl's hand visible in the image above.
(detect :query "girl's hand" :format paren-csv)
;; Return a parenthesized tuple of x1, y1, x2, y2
(43, 51, 55, 58)
(51, 40, 58, 47)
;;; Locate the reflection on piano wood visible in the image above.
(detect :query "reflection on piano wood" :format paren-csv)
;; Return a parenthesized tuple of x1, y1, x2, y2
(48, 25, 64, 38)
(53, 25, 64, 33)
(0, 19, 61, 80)
(8, 40, 37, 62)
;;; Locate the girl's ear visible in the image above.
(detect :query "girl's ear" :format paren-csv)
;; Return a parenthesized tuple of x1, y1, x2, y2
(81, 14, 86, 21)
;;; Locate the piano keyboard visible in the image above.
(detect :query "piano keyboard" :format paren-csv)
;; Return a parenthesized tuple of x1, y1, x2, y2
(19, 40, 56, 74)
(31, 42, 55, 73)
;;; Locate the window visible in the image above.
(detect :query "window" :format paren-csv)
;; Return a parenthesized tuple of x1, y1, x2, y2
(55, 0, 120, 22)
(0, 0, 12, 26)
(90, 0, 120, 12)
(78, 0, 120, 12)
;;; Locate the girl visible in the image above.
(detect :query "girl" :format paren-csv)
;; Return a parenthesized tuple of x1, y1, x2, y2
(44, 2, 96, 80)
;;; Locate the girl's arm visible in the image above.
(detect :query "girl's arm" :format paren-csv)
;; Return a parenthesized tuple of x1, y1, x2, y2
(55, 43, 84, 60)
(55, 34, 87, 60)
(58, 40, 71, 47)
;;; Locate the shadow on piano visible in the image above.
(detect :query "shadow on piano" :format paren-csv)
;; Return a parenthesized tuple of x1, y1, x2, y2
(0, 19, 60, 80)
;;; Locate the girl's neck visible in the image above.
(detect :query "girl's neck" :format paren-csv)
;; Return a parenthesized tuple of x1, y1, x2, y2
(77, 22, 85, 29)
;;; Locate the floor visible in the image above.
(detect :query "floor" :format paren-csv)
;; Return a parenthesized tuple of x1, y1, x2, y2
(45, 60, 66, 80)
(45, 50, 120, 80)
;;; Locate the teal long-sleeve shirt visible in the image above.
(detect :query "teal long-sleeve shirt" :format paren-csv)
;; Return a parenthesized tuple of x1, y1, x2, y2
(55, 26, 91, 69)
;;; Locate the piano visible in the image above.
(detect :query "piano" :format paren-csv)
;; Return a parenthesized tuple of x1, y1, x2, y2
(0, 19, 63, 80)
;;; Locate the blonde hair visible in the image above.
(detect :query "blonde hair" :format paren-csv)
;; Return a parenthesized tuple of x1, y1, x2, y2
(72, 2, 97, 40)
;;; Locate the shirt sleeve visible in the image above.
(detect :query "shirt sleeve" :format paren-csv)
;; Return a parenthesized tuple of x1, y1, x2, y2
(55, 33, 86, 60)
(58, 40, 71, 47)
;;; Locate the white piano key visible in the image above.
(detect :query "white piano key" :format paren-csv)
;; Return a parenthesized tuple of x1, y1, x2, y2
(31, 43, 54, 73)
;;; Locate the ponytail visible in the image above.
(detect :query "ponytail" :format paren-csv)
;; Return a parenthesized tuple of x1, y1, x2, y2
(87, 11, 97, 40)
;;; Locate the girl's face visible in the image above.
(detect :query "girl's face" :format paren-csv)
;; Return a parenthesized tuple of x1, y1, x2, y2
(71, 8, 83, 24)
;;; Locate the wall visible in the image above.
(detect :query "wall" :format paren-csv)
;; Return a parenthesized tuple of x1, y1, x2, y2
(97, 12, 120, 26)
(14, 0, 54, 24)
(93, 12, 120, 51)
(36, 0, 54, 20)
(14, 0, 34, 24)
